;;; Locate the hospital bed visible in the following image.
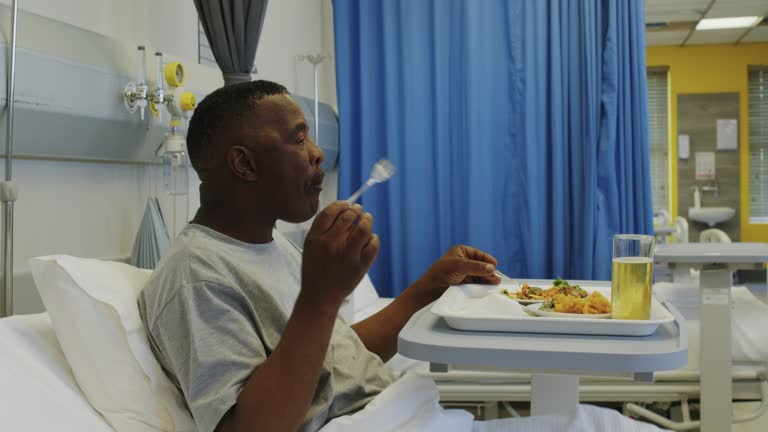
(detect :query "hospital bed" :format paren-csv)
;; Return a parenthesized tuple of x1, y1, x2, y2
(1, 258, 767, 431)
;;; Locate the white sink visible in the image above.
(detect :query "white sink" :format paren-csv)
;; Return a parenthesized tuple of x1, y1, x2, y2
(688, 207, 735, 227)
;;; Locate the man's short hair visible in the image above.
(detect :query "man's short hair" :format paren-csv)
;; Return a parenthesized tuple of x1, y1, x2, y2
(186, 80, 288, 178)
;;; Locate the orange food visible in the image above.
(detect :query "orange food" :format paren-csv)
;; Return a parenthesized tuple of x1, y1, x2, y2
(582, 292, 611, 314)
(546, 291, 611, 315)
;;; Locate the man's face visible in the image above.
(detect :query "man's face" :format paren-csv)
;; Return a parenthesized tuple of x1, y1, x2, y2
(243, 94, 325, 223)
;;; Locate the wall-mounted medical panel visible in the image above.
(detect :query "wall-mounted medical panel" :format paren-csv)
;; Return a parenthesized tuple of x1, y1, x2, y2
(0, 6, 222, 163)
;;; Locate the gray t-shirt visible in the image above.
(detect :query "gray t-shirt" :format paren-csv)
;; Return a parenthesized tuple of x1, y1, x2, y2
(139, 224, 397, 432)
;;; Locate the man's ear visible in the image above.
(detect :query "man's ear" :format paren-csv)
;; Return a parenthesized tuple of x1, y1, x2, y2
(227, 146, 260, 182)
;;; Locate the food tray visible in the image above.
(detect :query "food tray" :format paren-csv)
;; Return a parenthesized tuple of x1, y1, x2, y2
(430, 284, 675, 336)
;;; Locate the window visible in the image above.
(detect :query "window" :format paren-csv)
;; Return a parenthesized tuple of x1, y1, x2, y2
(198, 21, 217, 67)
(647, 68, 670, 214)
(749, 65, 768, 223)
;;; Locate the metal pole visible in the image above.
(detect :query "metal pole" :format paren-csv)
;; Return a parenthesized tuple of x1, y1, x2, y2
(1, 0, 18, 317)
(299, 54, 324, 144)
(313, 62, 319, 144)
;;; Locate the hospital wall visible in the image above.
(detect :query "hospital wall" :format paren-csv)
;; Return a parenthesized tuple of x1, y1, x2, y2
(0, 0, 338, 314)
(646, 43, 768, 242)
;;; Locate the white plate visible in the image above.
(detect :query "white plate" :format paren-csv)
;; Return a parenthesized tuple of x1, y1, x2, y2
(501, 294, 546, 305)
(525, 303, 610, 319)
(431, 284, 675, 336)
(512, 298, 546, 305)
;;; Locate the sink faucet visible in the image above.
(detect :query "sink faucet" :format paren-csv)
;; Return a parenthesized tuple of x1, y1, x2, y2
(701, 181, 719, 198)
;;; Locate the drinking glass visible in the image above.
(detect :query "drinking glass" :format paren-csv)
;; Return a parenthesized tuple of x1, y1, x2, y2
(611, 234, 654, 320)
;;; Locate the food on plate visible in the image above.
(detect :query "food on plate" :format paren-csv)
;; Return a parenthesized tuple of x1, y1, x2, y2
(501, 277, 588, 301)
(501, 283, 545, 300)
(547, 277, 589, 298)
(541, 291, 611, 315)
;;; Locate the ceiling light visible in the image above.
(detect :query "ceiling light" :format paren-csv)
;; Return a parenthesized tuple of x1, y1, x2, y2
(696, 16, 763, 30)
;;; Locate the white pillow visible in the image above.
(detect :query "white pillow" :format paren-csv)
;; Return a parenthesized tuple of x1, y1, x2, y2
(30, 255, 195, 432)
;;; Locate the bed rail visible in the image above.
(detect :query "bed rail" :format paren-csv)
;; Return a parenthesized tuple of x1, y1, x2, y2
(623, 379, 768, 431)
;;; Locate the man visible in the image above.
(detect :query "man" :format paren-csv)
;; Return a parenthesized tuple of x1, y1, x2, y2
(139, 80, 504, 432)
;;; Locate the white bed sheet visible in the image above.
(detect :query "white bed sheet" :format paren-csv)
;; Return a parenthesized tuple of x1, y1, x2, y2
(0, 313, 113, 432)
(319, 373, 663, 432)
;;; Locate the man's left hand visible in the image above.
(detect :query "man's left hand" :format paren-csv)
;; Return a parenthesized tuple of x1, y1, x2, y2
(414, 245, 501, 301)
(353, 245, 501, 361)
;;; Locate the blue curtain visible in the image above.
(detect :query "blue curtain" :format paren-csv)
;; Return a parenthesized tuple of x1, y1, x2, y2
(334, 0, 653, 297)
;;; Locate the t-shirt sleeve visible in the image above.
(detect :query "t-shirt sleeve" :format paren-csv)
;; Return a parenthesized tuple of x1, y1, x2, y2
(149, 281, 267, 432)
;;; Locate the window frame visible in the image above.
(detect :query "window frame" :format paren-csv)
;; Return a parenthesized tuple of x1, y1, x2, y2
(647, 66, 671, 216)
(197, 21, 217, 68)
(748, 65, 768, 224)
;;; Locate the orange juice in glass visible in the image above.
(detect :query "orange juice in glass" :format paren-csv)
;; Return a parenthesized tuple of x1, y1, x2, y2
(611, 234, 654, 320)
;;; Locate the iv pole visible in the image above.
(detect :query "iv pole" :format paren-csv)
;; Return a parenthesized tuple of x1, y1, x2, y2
(298, 54, 325, 143)
(1, 0, 18, 318)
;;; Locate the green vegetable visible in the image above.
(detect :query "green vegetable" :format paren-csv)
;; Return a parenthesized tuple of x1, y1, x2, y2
(553, 277, 568, 287)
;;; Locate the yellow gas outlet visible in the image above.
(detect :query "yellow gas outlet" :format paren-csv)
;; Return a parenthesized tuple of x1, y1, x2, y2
(180, 92, 196, 112)
(164, 62, 185, 87)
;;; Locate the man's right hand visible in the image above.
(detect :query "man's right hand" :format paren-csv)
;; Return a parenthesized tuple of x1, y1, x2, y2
(301, 201, 379, 307)
(220, 201, 378, 432)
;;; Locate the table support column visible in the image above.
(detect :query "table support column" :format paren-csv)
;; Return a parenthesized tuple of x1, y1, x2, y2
(531, 374, 579, 416)
(699, 265, 732, 432)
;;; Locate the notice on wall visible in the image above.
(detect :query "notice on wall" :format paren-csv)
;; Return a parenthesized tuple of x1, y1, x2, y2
(716, 119, 738, 151)
(695, 151, 716, 180)
(678, 135, 690, 160)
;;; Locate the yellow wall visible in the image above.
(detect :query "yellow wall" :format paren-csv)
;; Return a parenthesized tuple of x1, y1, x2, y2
(646, 43, 768, 241)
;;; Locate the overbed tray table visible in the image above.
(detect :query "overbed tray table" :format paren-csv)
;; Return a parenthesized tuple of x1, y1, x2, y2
(655, 243, 768, 432)
(398, 279, 688, 417)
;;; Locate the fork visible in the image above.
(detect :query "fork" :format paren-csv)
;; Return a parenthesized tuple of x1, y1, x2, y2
(493, 269, 517, 283)
(346, 159, 395, 204)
